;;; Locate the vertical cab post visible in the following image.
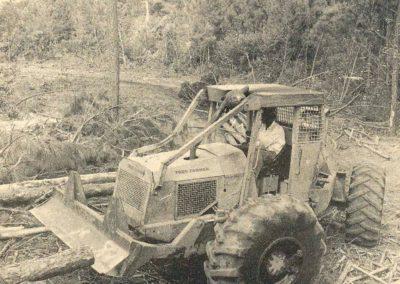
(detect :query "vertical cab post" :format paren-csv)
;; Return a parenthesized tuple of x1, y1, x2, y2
(246, 111, 254, 144)
(205, 102, 218, 143)
(239, 110, 263, 205)
(288, 105, 324, 201)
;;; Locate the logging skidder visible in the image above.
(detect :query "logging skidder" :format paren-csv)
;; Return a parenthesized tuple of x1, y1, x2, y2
(14, 84, 385, 283)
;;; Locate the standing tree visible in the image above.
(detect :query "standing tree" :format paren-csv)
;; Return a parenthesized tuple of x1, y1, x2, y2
(112, 0, 120, 121)
(390, 1, 400, 135)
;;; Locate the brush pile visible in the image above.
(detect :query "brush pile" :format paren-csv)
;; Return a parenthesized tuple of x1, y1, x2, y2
(0, 67, 180, 185)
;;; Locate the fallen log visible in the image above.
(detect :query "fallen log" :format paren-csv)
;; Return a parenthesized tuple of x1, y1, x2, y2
(84, 182, 115, 197)
(0, 187, 52, 207)
(0, 225, 24, 232)
(0, 172, 116, 189)
(0, 246, 94, 284)
(0, 172, 116, 206)
(0, 226, 50, 240)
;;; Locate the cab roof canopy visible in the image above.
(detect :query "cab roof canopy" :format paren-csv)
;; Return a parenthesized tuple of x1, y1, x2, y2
(207, 83, 324, 110)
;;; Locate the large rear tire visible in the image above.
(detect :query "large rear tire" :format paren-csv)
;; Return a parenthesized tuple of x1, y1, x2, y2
(204, 195, 325, 283)
(345, 163, 386, 247)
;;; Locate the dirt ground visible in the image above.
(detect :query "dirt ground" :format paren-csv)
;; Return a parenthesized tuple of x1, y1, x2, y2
(1, 61, 400, 283)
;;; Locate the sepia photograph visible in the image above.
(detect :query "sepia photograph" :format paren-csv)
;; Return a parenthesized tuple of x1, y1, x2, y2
(0, 0, 399, 283)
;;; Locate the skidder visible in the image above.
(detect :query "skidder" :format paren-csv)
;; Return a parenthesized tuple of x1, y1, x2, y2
(3, 84, 385, 284)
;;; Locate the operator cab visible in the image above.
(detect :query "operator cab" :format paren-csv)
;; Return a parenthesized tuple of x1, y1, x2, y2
(206, 84, 325, 201)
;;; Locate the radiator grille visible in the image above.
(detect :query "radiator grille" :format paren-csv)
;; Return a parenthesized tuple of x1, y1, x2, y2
(117, 169, 149, 212)
(298, 106, 322, 143)
(177, 180, 217, 217)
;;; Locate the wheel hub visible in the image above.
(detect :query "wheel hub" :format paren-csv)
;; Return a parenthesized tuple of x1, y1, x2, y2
(267, 252, 286, 275)
(258, 237, 304, 284)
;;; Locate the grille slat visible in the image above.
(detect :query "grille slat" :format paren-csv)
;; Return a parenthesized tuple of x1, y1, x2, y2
(277, 107, 294, 125)
(298, 106, 322, 143)
(277, 106, 322, 143)
(117, 169, 149, 212)
(177, 180, 217, 217)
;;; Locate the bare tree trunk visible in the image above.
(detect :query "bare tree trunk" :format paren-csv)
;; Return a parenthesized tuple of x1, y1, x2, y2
(389, 2, 400, 135)
(118, 25, 127, 65)
(112, 0, 120, 120)
(144, 0, 150, 27)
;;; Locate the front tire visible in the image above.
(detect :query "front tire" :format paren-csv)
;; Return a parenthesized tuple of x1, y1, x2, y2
(345, 163, 386, 247)
(205, 195, 325, 283)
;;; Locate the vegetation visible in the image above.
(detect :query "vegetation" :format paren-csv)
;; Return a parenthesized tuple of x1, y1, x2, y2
(1, 0, 399, 111)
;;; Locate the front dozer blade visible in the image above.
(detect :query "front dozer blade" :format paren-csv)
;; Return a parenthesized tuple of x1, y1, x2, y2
(30, 197, 129, 275)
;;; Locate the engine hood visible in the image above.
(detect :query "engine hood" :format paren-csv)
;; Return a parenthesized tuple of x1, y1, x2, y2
(126, 142, 246, 184)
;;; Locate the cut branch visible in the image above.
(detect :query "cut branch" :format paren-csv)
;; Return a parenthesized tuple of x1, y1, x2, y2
(13, 90, 78, 107)
(348, 266, 389, 282)
(0, 239, 15, 259)
(328, 83, 364, 116)
(0, 130, 24, 158)
(351, 264, 388, 284)
(338, 261, 353, 284)
(291, 71, 331, 86)
(344, 130, 390, 160)
(72, 105, 121, 143)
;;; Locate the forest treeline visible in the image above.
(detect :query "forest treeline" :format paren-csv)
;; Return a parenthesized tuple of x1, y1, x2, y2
(1, 0, 400, 121)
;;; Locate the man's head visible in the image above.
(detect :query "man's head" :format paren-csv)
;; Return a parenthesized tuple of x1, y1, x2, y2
(262, 108, 277, 128)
